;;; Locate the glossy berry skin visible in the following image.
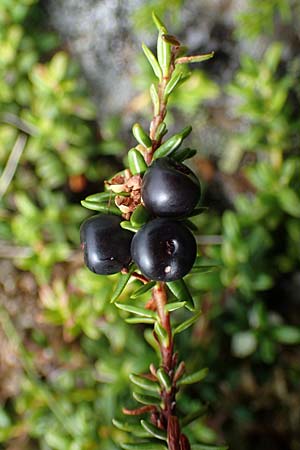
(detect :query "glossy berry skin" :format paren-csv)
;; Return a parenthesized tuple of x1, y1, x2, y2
(142, 157, 201, 218)
(80, 214, 133, 275)
(131, 218, 197, 282)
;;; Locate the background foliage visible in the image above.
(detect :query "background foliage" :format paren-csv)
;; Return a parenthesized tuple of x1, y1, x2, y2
(0, 0, 300, 449)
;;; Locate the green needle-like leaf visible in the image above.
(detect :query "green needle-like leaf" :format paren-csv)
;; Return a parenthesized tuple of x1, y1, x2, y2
(150, 84, 160, 116)
(154, 122, 168, 140)
(153, 135, 183, 159)
(132, 123, 152, 148)
(178, 368, 208, 386)
(157, 29, 171, 76)
(172, 147, 197, 162)
(183, 219, 198, 232)
(111, 266, 135, 303)
(153, 126, 192, 160)
(188, 207, 209, 217)
(115, 303, 157, 319)
(128, 148, 148, 175)
(140, 420, 167, 440)
(191, 445, 228, 450)
(142, 44, 163, 80)
(133, 392, 161, 406)
(112, 419, 149, 438)
(154, 322, 169, 346)
(84, 192, 116, 202)
(121, 221, 139, 233)
(156, 368, 172, 392)
(174, 311, 201, 335)
(125, 317, 156, 325)
(165, 301, 186, 312)
(81, 200, 121, 215)
(131, 204, 151, 228)
(152, 12, 167, 31)
(121, 443, 168, 450)
(191, 256, 219, 274)
(166, 279, 195, 311)
(131, 281, 156, 299)
(129, 374, 160, 393)
(164, 72, 182, 97)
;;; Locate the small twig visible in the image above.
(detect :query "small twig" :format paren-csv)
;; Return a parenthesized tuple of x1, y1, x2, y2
(131, 271, 149, 284)
(123, 405, 157, 416)
(0, 133, 27, 198)
(0, 112, 38, 136)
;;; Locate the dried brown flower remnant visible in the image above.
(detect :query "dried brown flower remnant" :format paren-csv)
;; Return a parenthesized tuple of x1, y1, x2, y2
(106, 171, 142, 219)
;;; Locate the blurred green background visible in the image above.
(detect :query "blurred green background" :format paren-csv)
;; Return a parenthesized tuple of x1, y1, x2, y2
(1, 0, 300, 449)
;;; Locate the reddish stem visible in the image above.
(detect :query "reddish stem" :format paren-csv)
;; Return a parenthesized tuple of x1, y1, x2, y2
(152, 282, 186, 450)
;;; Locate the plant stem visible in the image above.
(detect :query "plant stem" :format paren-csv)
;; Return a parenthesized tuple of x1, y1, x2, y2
(148, 49, 177, 162)
(153, 282, 188, 450)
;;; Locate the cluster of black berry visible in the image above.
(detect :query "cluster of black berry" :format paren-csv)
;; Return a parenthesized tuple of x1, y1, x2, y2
(80, 156, 201, 282)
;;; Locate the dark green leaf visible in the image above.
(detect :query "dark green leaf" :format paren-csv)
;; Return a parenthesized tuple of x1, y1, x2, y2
(154, 122, 168, 141)
(125, 317, 156, 325)
(142, 44, 162, 80)
(165, 301, 186, 312)
(183, 219, 198, 232)
(133, 392, 161, 406)
(121, 443, 167, 450)
(178, 125, 192, 139)
(150, 84, 160, 116)
(131, 205, 151, 228)
(84, 192, 116, 202)
(166, 279, 195, 311)
(110, 266, 135, 303)
(131, 281, 156, 299)
(112, 419, 149, 438)
(156, 368, 171, 392)
(154, 322, 169, 346)
(152, 12, 167, 31)
(153, 135, 183, 159)
(132, 123, 152, 148)
(115, 303, 157, 319)
(121, 221, 139, 233)
(128, 148, 148, 175)
(80, 200, 121, 215)
(153, 126, 191, 160)
(178, 368, 208, 386)
(164, 72, 182, 97)
(172, 147, 197, 162)
(174, 311, 201, 335)
(140, 420, 167, 440)
(191, 256, 219, 274)
(129, 374, 160, 393)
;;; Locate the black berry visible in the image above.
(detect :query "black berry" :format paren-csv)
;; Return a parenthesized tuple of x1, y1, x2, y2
(80, 214, 133, 275)
(131, 218, 197, 282)
(141, 157, 201, 218)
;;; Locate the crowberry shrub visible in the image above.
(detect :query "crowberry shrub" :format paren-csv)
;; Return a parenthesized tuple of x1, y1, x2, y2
(80, 13, 223, 450)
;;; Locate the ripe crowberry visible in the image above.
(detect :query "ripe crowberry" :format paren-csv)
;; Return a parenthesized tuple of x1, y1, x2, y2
(131, 218, 197, 282)
(141, 157, 201, 218)
(80, 214, 133, 275)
